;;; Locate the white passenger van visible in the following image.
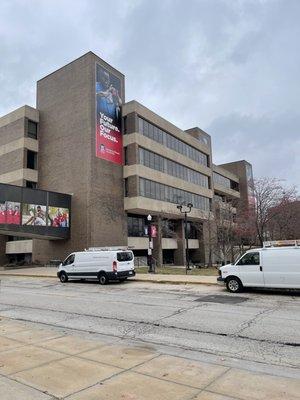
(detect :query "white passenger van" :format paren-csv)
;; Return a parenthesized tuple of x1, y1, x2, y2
(218, 241, 300, 292)
(57, 247, 135, 284)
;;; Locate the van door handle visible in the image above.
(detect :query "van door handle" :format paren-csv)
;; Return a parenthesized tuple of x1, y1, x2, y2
(259, 266, 263, 271)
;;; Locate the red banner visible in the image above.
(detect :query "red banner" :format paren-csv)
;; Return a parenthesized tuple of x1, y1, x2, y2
(150, 225, 157, 238)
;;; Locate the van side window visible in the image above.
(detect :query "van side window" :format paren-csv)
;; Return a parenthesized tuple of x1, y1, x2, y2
(237, 252, 260, 266)
(63, 254, 75, 265)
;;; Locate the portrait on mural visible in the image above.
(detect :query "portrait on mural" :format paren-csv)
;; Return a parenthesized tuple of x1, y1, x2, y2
(0, 202, 21, 225)
(22, 204, 47, 226)
(48, 207, 69, 228)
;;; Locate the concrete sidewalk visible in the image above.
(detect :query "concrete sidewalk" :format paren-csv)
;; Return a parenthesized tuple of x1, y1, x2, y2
(0, 267, 218, 285)
(0, 317, 299, 399)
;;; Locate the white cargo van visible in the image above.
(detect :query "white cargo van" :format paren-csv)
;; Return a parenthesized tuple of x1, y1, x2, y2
(57, 248, 135, 284)
(218, 245, 300, 292)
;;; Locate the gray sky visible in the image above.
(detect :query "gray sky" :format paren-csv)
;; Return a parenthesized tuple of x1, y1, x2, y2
(0, 0, 299, 188)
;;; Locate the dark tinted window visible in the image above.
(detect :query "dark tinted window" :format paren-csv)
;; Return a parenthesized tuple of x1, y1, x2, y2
(117, 252, 133, 262)
(26, 181, 37, 189)
(63, 254, 75, 265)
(128, 215, 146, 237)
(237, 252, 260, 266)
(27, 151, 37, 169)
(28, 120, 38, 139)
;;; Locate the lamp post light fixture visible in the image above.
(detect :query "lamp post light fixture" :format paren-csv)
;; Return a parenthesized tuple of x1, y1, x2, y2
(177, 203, 193, 275)
(147, 214, 154, 273)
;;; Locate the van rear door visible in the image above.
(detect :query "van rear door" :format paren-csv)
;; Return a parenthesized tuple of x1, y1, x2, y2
(116, 251, 134, 272)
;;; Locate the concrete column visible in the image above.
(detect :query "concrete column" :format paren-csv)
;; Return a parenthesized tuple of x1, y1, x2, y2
(190, 223, 205, 264)
(0, 236, 8, 265)
(200, 220, 213, 266)
(174, 219, 185, 266)
(153, 215, 163, 268)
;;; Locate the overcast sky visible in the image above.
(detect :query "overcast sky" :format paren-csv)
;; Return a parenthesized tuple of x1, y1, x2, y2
(0, 0, 299, 188)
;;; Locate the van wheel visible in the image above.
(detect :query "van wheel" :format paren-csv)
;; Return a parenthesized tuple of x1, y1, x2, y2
(226, 277, 243, 293)
(98, 273, 108, 285)
(59, 272, 68, 283)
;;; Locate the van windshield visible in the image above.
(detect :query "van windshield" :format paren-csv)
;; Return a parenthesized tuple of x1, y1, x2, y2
(117, 252, 133, 262)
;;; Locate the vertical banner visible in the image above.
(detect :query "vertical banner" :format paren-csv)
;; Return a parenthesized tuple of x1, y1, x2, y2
(246, 164, 256, 207)
(95, 63, 123, 165)
(150, 225, 157, 238)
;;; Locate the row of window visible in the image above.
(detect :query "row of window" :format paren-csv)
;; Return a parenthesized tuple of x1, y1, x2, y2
(213, 172, 231, 189)
(213, 172, 240, 192)
(127, 215, 198, 239)
(139, 178, 210, 211)
(138, 117, 208, 166)
(139, 148, 209, 188)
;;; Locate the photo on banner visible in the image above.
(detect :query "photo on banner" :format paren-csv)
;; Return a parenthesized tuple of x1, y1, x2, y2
(48, 207, 69, 228)
(95, 63, 123, 165)
(0, 202, 6, 224)
(6, 202, 21, 225)
(22, 204, 46, 226)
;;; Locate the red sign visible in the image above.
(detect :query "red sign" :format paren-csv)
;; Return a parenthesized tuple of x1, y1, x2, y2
(150, 225, 157, 238)
(96, 115, 123, 164)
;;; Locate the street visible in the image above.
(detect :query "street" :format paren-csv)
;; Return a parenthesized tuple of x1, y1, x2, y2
(0, 276, 299, 399)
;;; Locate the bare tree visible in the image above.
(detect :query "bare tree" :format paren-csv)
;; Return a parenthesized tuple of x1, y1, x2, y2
(267, 199, 300, 240)
(202, 199, 237, 267)
(252, 178, 297, 246)
(233, 207, 257, 254)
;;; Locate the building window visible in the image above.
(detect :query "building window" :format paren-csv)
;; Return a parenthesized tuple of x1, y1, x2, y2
(139, 148, 209, 188)
(230, 180, 239, 191)
(128, 215, 147, 237)
(187, 222, 198, 239)
(124, 178, 129, 197)
(26, 181, 37, 189)
(27, 120, 38, 139)
(213, 172, 231, 189)
(138, 117, 208, 166)
(161, 219, 175, 238)
(124, 147, 128, 165)
(27, 150, 37, 170)
(123, 116, 127, 135)
(139, 178, 210, 211)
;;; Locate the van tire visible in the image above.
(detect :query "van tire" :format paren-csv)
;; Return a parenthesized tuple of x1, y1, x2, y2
(98, 272, 108, 285)
(226, 277, 243, 293)
(59, 272, 68, 283)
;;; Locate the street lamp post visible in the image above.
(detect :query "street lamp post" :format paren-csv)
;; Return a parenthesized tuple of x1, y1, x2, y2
(177, 203, 193, 275)
(147, 214, 154, 273)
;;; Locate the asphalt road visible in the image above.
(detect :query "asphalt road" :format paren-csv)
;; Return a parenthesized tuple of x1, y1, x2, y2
(0, 276, 299, 378)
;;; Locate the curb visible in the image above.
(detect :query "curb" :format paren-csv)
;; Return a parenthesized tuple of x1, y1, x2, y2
(133, 278, 218, 286)
(0, 273, 218, 286)
(0, 273, 57, 279)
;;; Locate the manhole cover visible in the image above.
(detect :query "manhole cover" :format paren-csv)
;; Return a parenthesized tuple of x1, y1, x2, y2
(195, 295, 248, 304)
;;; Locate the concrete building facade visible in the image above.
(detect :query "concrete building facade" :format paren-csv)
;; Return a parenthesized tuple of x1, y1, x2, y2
(0, 52, 253, 266)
